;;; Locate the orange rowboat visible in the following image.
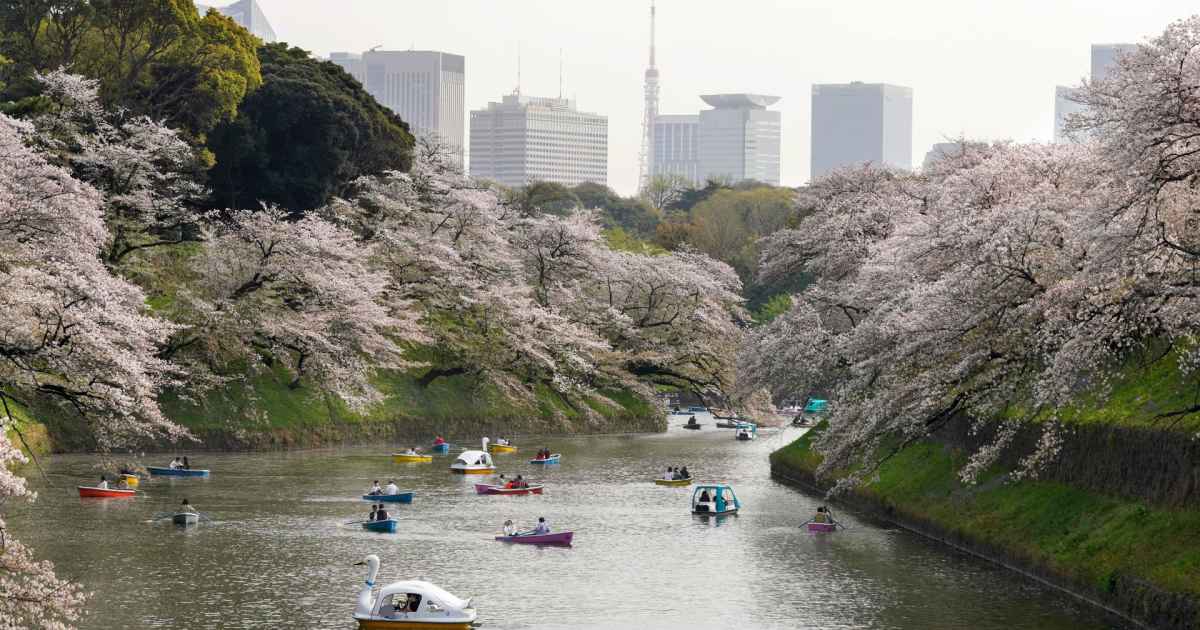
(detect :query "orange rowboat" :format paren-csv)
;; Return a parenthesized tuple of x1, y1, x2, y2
(78, 486, 136, 498)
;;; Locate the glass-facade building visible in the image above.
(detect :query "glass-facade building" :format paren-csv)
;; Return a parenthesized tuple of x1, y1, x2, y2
(469, 94, 608, 188)
(329, 50, 466, 163)
(194, 0, 276, 42)
(810, 82, 912, 180)
(652, 114, 700, 184)
(696, 94, 782, 186)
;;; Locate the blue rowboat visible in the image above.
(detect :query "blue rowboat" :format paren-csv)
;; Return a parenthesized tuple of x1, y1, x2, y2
(431, 442, 450, 454)
(361, 518, 398, 533)
(362, 492, 413, 504)
(529, 454, 561, 465)
(147, 466, 210, 478)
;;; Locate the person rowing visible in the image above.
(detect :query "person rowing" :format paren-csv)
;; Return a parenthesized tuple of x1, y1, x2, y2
(662, 467, 675, 481)
(433, 436, 446, 446)
(384, 479, 399, 495)
(375, 504, 390, 521)
(368, 480, 383, 495)
(403, 446, 418, 455)
(503, 519, 517, 536)
(533, 516, 550, 535)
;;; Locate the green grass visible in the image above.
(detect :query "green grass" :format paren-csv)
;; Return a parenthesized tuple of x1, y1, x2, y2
(772, 429, 1200, 598)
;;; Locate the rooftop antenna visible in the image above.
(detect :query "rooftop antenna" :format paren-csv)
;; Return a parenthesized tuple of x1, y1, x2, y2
(558, 48, 564, 99)
(637, 0, 660, 193)
(515, 42, 522, 95)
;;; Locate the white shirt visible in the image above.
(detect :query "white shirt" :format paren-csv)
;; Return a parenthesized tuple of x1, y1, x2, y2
(169, 460, 180, 469)
(370, 484, 382, 494)
(98, 480, 109, 489)
(384, 483, 399, 495)
(503, 523, 517, 536)
(534, 521, 550, 534)
(663, 471, 675, 480)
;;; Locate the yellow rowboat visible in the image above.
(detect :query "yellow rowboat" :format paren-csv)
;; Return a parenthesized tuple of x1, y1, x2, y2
(487, 443, 517, 454)
(654, 478, 692, 487)
(392, 453, 433, 464)
(120, 474, 139, 487)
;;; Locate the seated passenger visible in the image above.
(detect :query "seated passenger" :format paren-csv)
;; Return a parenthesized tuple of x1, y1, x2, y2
(369, 480, 382, 495)
(368, 505, 378, 521)
(182, 456, 191, 470)
(375, 505, 390, 521)
(384, 480, 400, 495)
(97, 475, 109, 490)
(533, 517, 550, 535)
(406, 593, 422, 612)
(404, 446, 418, 455)
(680, 466, 690, 479)
(662, 467, 675, 480)
(168, 457, 182, 469)
(813, 506, 828, 523)
(503, 519, 517, 536)
(433, 436, 446, 446)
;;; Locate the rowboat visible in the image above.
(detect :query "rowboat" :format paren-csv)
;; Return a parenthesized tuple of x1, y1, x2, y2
(431, 442, 450, 454)
(715, 420, 740, 429)
(682, 423, 702, 430)
(362, 493, 414, 504)
(488, 443, 517, 454)
(807, 521, 837, 533)
(77, 486, 136, 498)
(528, 454, 560, 465)
(391, 453, 433, 464)
(474, 483, 544, 495)
(361, 519, 399, 533)
(173, 512, 199, 526)
(654, 478, 692, 487)
(353, 555, 477, 629)
(494, 531, 573, 546)
(147, 466, 210, 477)
(120, 474, 139, 487)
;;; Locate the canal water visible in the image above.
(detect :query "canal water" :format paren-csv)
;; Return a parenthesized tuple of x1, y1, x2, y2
(10, 417, 1125, 629)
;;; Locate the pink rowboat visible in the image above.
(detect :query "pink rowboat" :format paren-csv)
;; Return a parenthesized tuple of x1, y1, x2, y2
(474, 483, 544, 496)
(807, 521, 837, 533)
(78, 486, 136, 498)
(495, 531, 574, 545)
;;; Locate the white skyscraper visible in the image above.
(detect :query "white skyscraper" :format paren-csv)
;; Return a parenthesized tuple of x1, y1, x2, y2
(469, 94, 608, 188)
(811, 82, 912, 180)
(696, 94, 782, 185)
(330, 50, 466, 163)
(194, 0, 276, 42)
(652, 114, 700, 184)
(1054, 43, 1137, 143)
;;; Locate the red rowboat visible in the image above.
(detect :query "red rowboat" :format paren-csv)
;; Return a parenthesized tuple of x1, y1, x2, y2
(78, 486, 136, 498)
(474, 483, 544, 496)
(495, 531, 574, 545)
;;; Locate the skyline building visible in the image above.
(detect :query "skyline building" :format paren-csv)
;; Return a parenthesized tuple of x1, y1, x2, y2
(1054, 43, 1136, 143)
(329, 50, 466, 163)
(810, 82, 913, 180)
(696, 94, 782, 186)
(468, 93, 608, 188)
(652, 114, 700, 184)
(194, 0, 276, 42)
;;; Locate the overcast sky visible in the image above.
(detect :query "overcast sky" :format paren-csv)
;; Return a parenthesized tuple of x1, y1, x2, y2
(255, 0, 1197, 195)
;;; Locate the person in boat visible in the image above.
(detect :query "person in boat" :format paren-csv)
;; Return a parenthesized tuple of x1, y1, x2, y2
(180, 499, 197, 514)
(384, 480, 400, 495)
(182, 456, 191, 470)
(503, 519, 517, 537)
(813, 506, 828, 523)
(168, 457, 182, 469)
(698, 489, 711, 504)
(533, 517, 550, 535)
(433, 436, 446, 446)
(375, 504, 390, 521)
(368, 504, 378, 521)
(495, 436, 508, 446)
(680, 466, 690, 480)
(369, 480, 383, 495)
(662, 467, 675, 481)
(97, 475, 109, 490)
(686, 415, 698, 425)
(476, 454, 488, 465)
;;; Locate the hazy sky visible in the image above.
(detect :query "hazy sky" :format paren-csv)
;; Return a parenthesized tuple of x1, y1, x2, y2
(255, 0, 1197, 195)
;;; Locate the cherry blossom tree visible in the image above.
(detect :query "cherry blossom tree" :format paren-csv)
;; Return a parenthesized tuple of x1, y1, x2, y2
(0, 110, 183, 627)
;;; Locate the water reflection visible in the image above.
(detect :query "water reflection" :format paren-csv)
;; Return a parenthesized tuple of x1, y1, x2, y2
(10, 420, 1126, 629)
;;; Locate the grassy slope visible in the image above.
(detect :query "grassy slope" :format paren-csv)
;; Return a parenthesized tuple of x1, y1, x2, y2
(771, 428, 1200, 598)
(158, 363, 657, 437)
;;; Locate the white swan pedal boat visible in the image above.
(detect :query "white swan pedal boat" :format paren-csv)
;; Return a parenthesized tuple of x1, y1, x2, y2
(353, 554, 477, 629)
(450, 438, 496, 475)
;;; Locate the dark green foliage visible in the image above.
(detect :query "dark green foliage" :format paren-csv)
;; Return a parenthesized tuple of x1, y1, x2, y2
(206, 43, 413, 212)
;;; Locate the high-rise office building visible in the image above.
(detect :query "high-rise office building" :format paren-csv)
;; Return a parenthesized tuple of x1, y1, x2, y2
(469, 94, 608, 188)
(194, 0, 276, 42)
(810, 82, 913, 180)
(329, 50, 466, 163)
(696, 94, 781, 185)
(652, 114, 699, 184)
(1091, 43, 1138, 82)
(1054, 43, 1137, 143)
